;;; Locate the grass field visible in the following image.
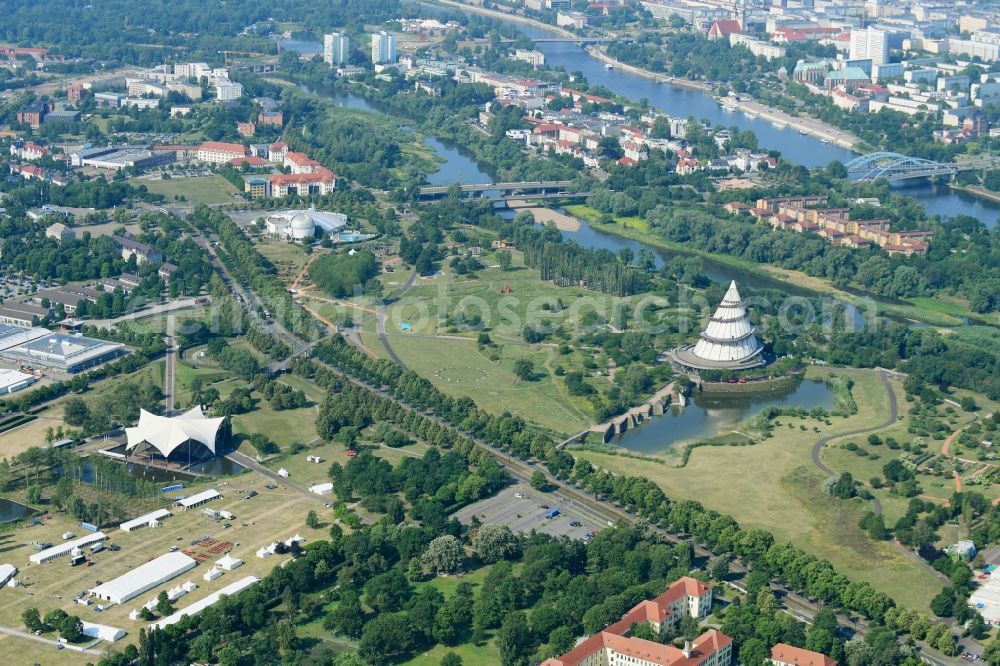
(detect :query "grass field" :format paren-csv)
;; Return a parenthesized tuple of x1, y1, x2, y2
(383, 333, 590, 435)
(564, 203, 649, 233)
(256, 238, 314, 285)
(574, 367, 943, 612)
(142, 175, 239, 206)
(0, 415, 65, 458)
(0, 469, 327, 662)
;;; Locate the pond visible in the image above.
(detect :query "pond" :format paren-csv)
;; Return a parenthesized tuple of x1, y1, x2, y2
(0, 497, 33, 523)
(615, 378, 836, 456)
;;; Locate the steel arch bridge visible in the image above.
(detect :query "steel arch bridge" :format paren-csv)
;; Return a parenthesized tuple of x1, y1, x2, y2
(845, 152, 958, 182)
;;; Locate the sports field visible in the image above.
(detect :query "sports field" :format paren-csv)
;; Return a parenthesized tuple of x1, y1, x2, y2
(142, 175, 239, 206)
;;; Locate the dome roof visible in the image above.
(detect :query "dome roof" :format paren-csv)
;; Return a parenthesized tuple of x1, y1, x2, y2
(290, 212, 315, 230)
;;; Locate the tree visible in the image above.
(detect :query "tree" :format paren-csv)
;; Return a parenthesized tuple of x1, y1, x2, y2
(984, 637, 1000, 665)
(25, 485, 42, 504)
(530, 470, 547, 491)
(497, 249, 512, 272)
(364, 569, 411, 612)
(305, 510, 320, 529)
(422, 535, 464, 574)
(513, 359, 534, 383)
(709, 555, 730, 580)
(739, 637, 769, 666)
(58, 614, 83, 642)
(155, 590, 173, 617)
(441, 653, 463, 666)
(63, 397, 90, 426)
(473, 524, 520, 563)
(21, 608, 42, 633)
(497, 611, 535, 666)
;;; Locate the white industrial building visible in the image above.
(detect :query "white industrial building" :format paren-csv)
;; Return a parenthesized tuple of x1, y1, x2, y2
(30, 532, 107, 564)
(90, 552, 196, 605)
(152, 576, 260, 629)
(0, 369, 36, 394)
(126, 407, 225, 462)
(175, 488, 221, 510)
(972, 574, 1000, 624)
(119, 509, 171, 532)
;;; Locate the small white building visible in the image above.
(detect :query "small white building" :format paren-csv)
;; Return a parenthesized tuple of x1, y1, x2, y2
(152, 576, 260, 629)
(216, 554, 243, 571)
(277, 468, 289, 478)
(309, 482, 333, 496)
(203, 567, 224, 582)
(0, 564, 17, 587)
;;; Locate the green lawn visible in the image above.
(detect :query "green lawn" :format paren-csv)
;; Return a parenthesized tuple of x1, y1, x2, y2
(383, 333, 590, 435)
(142, 175, 239, 205)
(564, 203, 649, 232)
(231, 401, 319, 448)
(574, 368, 943, 613)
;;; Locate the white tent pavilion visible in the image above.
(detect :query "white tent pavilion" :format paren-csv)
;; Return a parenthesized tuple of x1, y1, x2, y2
(125, 406, 225, 462)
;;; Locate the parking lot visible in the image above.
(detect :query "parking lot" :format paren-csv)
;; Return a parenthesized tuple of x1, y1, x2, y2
(454, 483, 610, 542)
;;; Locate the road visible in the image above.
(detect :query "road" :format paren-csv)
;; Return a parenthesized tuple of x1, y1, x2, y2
(0, 623, 103, 656)
(165, 314, 176, 415)
(88, 297, 207, 329)
(226, 451, 322, 503)
(811, 369, 898, 516)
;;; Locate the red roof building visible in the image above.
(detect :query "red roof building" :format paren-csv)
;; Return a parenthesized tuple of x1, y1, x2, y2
(770, 643, 837, 666)
(269, 167, 337, 198)
(228, 156, 270, 167)
(542, 578, 728, 666)
(708, 20, 743, 41)
(237, 120, 256, 137)
(197, 141, 248, 164)
(283, 151, 322, 174)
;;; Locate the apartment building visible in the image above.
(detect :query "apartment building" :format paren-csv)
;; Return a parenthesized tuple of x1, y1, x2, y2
(196, 141, 248, 164)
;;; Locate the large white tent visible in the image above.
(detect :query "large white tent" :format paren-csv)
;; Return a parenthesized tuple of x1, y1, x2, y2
(90, 552, 196, 605)
(125, 406, 225, 460)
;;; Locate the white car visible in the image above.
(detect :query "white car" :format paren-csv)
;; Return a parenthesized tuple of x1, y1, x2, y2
(514, 493, 523, 499)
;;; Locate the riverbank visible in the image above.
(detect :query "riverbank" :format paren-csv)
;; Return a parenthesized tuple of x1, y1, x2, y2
(717, 96, 861, 152)
(952, 183, 1000, 205)
(509, 202, 581, 231)
(584, 45, 711, 93)
(431, 0, 577, 38)
(576, 213, 981, 327)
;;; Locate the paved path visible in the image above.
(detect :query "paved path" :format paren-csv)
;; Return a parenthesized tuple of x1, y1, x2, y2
(164, 314, 176, 415)
(0, 624, 102, 656)
(225, 451, 321, 503)
(375, 270, 417, 371)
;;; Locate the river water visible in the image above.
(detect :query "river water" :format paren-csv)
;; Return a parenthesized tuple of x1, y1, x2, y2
(438, 10, 1000, 227)
(614, 379, 835, 455)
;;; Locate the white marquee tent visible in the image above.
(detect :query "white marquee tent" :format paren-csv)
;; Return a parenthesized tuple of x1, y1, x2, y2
(125, 407, 225, 459)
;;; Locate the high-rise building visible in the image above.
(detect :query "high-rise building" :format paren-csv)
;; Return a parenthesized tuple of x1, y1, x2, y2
(850, 27, 889, 66)
(371, 31, 397, 65)
(323, 32, 350, 66)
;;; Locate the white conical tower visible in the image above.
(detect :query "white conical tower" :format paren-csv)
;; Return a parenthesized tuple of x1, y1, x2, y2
(669, 281, 766, 371)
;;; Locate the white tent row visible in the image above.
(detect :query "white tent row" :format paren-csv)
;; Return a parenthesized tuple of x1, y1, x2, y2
(119, 509, 172, 532)
(152, 576, 260, 629)
(175, 488, 221, 509)
(0, 564, 17, 586)
(30, 532, 107, 564)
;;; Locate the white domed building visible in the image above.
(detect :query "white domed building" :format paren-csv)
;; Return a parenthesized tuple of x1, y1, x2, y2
(668, 281, 767, 372)
(288, 212, 316, 240)
(262, 209, 348, 241)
